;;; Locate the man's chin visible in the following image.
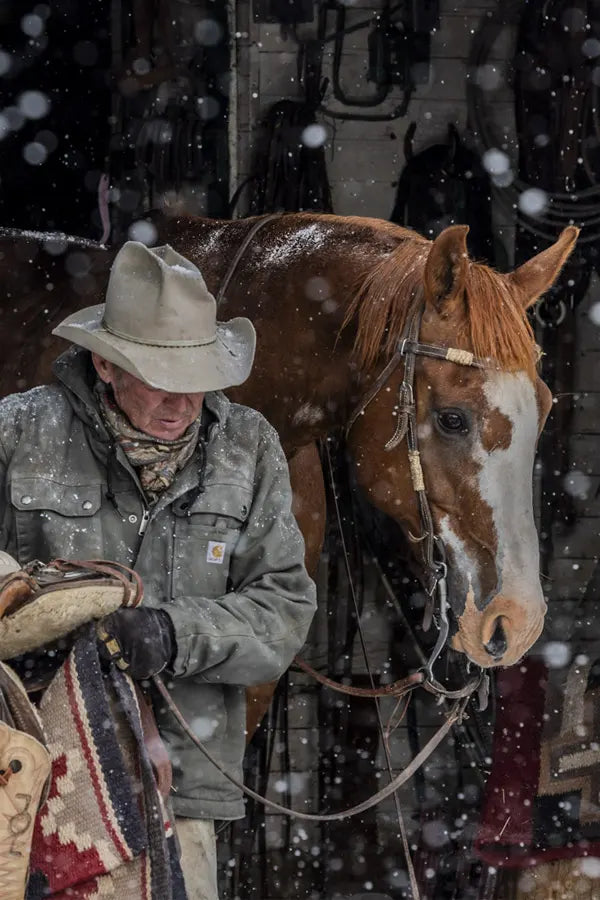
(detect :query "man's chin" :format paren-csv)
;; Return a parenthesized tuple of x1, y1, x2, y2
(147, 420, 190, 440)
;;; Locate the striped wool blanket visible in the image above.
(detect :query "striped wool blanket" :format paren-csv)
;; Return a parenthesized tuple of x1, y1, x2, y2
(26, 631, 187, 900)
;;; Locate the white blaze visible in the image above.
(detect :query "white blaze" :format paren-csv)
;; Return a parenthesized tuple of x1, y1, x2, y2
(476, 371, 541, 603)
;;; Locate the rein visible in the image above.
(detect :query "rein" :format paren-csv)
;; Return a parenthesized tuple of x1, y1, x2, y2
(152, 672, 469, 822)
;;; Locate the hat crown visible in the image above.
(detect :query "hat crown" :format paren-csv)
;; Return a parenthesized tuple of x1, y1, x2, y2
(104, 242, 217, 346)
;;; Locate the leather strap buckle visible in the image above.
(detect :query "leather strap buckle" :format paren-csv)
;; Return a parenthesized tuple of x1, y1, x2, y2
(96, 623, 130, 671)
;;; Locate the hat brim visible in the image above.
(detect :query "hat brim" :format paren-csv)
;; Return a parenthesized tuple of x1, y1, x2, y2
(52, 304, 256, 393)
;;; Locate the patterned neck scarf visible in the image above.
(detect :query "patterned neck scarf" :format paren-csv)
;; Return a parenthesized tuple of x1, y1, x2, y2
(95, 381, 202, 504)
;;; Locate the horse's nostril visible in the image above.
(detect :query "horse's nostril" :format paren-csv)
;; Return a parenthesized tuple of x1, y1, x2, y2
(484, 617, 508, 660)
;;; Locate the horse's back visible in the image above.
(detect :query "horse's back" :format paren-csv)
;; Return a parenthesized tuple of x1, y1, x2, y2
(0, 229, 113, 392)
(0, 212, 415, 398)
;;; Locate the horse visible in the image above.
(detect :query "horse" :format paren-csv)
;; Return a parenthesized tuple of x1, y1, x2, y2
(0, 214, 578, 735)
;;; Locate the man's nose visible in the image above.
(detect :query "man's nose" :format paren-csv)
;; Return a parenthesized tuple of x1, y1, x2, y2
(163, 393, 189, 413)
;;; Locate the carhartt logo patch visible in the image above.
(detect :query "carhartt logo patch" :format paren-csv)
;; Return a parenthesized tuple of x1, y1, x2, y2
(207, 541, 226, 564)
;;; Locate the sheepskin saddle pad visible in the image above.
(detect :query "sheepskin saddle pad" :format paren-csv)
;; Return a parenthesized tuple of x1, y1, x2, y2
(0, 558, 142, 660)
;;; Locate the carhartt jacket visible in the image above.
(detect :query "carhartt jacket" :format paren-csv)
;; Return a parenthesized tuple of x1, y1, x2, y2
(0, 347, 317, 819)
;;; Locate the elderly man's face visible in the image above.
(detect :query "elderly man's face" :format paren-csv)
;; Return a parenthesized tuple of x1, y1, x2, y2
(92, 354, 204, 440)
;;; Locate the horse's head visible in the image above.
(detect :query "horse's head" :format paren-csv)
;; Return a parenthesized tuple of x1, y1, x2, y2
(346, 224, 578, 669)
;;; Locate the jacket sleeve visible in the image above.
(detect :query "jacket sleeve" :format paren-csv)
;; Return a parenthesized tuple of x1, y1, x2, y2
(166, 420, 317, 685)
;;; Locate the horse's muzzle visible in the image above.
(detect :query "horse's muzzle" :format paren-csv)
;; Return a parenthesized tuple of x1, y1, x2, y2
(451, 592, 546, 668)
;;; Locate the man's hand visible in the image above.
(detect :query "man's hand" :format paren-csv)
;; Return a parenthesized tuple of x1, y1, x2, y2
(97, 607, 176, 680)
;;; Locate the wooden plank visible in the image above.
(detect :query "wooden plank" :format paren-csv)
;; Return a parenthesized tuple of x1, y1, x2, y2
(440, 0, 500, 12)
(323, 99, 507, 156)
(569, 434, 600, 473)
(547, 558, 594, 598)
(286, 694, 319, 729)
(256, 54, 511, 111)
(570, 393, 600, 435)
(552, 517, 600, 560)
(258, 50, 302, 99)
(440, 18, 516, 62)
(561, 475, 600, 517)
(418, 58, 511, 103)
(252, 95, 514, 155)
(256, 10, 512, 60)
(331, 180, 396, 218)
(574, 278, 600, 352)
(574, 350, 600, 392)
(326, 139, 404, 181)
(264, 769, 320, 807)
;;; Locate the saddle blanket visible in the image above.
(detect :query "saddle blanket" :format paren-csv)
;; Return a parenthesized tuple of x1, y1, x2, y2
(25, 631, 187, 899)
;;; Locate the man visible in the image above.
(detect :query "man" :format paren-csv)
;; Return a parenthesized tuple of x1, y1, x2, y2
(0, 240, 317, 899)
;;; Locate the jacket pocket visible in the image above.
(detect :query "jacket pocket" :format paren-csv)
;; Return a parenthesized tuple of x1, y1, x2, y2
(10, 476, 103, 564)
(172, 482, 252, 599)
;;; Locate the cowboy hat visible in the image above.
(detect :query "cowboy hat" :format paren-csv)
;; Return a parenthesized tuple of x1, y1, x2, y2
(53, 241, 256, 392)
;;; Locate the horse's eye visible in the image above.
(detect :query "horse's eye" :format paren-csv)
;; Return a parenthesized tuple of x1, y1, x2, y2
(436, 409, 469, 435)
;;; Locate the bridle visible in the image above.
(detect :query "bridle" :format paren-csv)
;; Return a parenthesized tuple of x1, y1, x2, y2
(346, 290, 494, 705)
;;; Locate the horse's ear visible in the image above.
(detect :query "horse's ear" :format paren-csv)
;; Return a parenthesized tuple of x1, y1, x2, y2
(423, 225, 470, 313)
(508, 226, 580, 309)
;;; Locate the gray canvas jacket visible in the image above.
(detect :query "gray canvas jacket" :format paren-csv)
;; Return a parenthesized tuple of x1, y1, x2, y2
(0, 347, 317, 819)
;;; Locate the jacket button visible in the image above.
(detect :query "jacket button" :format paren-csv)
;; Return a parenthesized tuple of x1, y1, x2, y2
(128, 514, 138, 524)
(21, 496, 32, 505)
(241, 505, 248, 516)
(82, 501, 93, 510)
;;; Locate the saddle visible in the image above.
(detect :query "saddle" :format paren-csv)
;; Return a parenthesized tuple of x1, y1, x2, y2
(0, 554, 170, 900)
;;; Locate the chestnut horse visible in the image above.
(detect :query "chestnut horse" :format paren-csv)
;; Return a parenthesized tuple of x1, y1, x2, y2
(0, 214, 577, 732)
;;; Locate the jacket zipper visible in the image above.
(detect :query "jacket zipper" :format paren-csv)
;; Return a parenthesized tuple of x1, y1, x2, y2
(138, 506, 150, 536)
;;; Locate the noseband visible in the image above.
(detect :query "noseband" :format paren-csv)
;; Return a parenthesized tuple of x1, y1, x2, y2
(347, 294, 494, 703)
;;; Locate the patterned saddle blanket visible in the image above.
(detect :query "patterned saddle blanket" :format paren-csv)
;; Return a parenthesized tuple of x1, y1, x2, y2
(0, 556, 186, 900)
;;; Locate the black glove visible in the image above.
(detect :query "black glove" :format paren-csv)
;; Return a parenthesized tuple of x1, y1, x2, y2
(97, 607, 176, 680)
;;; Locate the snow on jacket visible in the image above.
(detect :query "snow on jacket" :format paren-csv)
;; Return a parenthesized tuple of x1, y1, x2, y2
(0, 347, 317, 819)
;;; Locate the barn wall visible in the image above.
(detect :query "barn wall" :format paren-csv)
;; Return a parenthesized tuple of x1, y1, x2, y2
(233, 0, 516, 257)
(222, 3, 524, 899)
(548, 279, 600, 607)
(222, 2, 600, 897)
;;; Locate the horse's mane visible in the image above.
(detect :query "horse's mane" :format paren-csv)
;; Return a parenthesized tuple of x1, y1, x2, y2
(343, 233, 538, 377)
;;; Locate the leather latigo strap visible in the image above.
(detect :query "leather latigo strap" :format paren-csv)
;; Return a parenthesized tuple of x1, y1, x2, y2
(0, 571, 38, 618)
(44, 559, 144, 607)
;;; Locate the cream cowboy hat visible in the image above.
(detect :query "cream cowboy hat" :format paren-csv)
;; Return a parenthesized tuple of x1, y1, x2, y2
(53, 241, 256, 392)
